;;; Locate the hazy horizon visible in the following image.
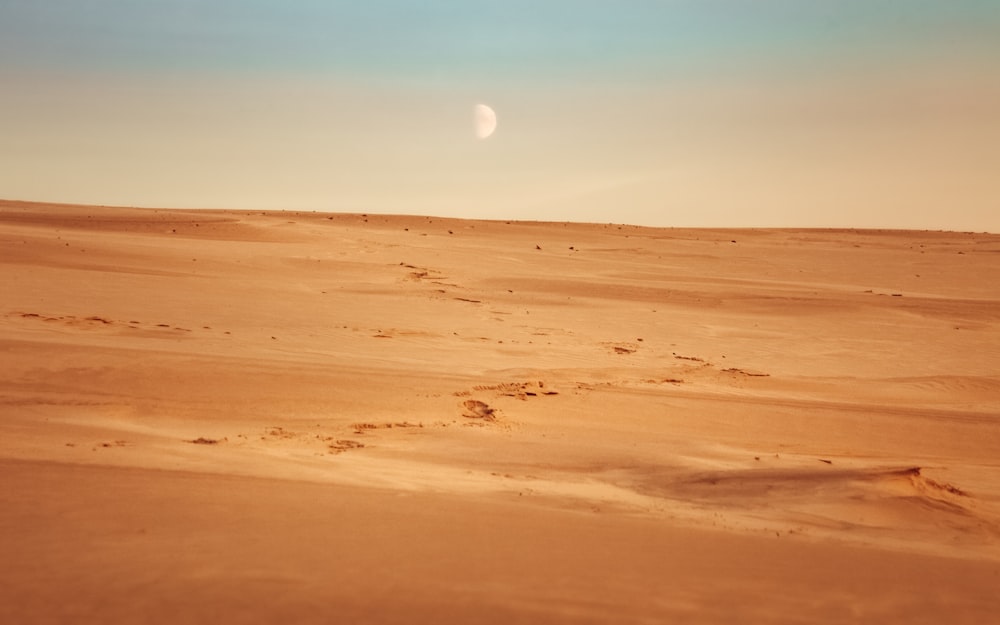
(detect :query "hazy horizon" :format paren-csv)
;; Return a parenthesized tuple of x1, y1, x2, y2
(2, 1, 998, 231)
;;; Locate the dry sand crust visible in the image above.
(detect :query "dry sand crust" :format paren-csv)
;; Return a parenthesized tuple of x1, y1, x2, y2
(2, 199, 999, 623)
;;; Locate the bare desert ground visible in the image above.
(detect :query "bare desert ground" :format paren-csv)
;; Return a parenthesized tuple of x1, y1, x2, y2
(2, 199, 999, 623)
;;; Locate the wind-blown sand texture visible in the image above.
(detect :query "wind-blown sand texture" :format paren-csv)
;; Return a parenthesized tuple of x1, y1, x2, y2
(2, 199, 999, 624)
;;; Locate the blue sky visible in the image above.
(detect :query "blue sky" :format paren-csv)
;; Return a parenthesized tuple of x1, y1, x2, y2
(2, 1, 998, 229)
(6, 1, 997, 76)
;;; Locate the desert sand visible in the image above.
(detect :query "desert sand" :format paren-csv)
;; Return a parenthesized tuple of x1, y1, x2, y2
(1, 199, 999, 623)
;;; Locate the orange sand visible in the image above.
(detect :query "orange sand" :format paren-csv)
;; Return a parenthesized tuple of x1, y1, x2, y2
(2, 199, 999, 623)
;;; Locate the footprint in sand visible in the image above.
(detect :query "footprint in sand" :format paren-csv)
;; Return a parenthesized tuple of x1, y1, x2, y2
(351, 422, 422, 434)
(255, 426, 374, 456)
(602, 341, 639, 355)
(186, 437, 225, 445)
(462, 399, 496, 420)
(470, 381, 559, 400)
(327, 440, 365, 454)
(98, 440, 129, 448)
(451, 380, 562, 427)
(721, 367, 770, 377)
(11, 311, 201, 337)
(262, 426, 297, 440)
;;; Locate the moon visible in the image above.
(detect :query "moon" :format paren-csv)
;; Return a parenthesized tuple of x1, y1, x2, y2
(474, 103, 497, 140)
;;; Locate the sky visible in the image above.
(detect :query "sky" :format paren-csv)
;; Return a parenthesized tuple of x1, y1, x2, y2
(1, 1, 999, 230)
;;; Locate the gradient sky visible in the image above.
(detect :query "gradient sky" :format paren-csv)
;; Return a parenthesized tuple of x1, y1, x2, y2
(2, 1, 998, 230)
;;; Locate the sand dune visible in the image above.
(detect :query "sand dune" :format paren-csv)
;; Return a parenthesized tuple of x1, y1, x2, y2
(2, 199, 999, 623)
